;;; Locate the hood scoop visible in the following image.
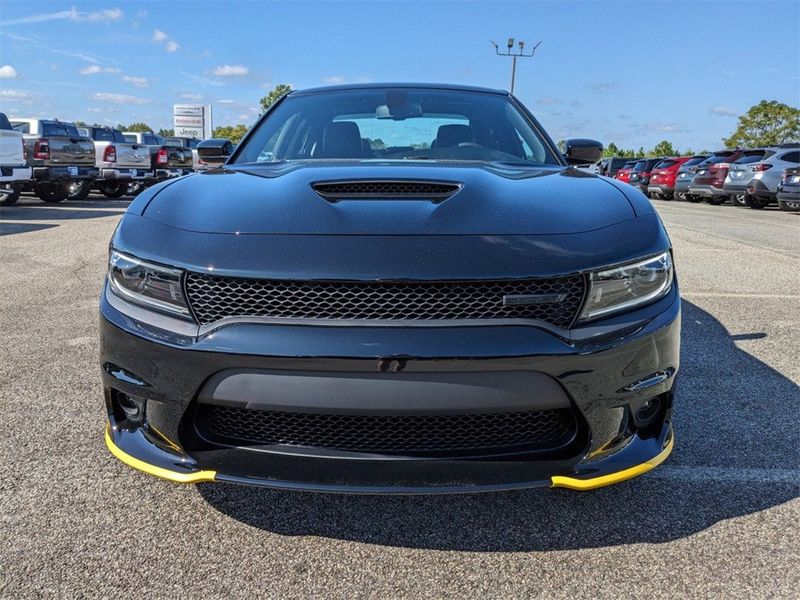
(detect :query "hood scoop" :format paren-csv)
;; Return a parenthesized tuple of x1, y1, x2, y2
(311, 180, 462, 203)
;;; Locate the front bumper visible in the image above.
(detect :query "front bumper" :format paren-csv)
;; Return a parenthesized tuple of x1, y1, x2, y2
(100, 280, 681, 493)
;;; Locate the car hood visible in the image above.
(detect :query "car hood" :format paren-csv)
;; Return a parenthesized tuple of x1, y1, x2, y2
(141, 162, 638, 236)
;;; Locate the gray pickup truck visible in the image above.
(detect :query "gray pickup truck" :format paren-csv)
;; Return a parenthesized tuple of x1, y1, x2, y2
(122, 132, 194, 182)
(9, 118, 98, 202)
(75, 127, 155, 199)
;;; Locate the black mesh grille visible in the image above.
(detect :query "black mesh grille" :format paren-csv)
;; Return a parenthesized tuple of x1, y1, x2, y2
(196, 405, 577, 455)
(312, 180, 460, 201)
(185, 274, 586, 328)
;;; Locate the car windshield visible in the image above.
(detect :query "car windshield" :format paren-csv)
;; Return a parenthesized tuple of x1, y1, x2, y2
(234, 88, 559, 165)
(655, 160, 676, 169)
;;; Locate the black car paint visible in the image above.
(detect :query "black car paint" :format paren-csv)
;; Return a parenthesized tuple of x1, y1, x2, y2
(101, 84, 679, 492)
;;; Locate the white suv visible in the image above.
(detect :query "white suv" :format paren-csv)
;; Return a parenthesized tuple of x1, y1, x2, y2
(744, 145, 800, 209)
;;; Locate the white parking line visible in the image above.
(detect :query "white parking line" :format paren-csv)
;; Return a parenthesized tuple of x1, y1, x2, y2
(649, 465, 800, 485)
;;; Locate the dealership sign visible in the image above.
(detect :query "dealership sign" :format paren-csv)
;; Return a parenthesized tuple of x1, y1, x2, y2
(173, 104, 213, 139)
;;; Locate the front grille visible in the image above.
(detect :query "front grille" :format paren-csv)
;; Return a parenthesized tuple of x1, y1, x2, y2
(184, 274, 586, 328)
(312, 180, 461, 201)
(195, 405, 577, 455)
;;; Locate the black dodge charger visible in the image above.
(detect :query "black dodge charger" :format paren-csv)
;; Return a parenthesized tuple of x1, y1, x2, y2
(101, 84, 679, 492)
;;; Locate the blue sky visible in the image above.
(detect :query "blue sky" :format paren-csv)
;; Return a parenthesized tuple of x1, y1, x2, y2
(1, 0, 798, 151)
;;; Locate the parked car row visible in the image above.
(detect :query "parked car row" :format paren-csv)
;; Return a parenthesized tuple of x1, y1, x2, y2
(597, 144, 800, 211)
(0, 112, 206, 206)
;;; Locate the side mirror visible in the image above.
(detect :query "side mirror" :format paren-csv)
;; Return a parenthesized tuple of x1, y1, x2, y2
(197, 138, 234, 165)
(564, 138, 603, 166)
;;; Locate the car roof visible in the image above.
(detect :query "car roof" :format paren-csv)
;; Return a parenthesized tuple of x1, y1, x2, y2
(292, 82, 509, 96)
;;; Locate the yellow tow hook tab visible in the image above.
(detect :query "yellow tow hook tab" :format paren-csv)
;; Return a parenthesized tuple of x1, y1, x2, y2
(104, 427, 217, 484)
(550, 436, 674, 491)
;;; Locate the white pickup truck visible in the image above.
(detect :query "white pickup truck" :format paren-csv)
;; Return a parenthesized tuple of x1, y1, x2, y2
(0, 112, 33, 206)
(76, 126, 155, 199)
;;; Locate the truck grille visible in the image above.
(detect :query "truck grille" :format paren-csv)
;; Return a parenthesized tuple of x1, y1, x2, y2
(184, 273, 586, 328)
(195, 405, 578, 456)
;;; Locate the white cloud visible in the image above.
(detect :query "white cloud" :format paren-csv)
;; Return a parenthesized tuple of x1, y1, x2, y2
(0, 89, 30, 99)
(538, 97, 562, 105)
(180, 71, 224, 88)
(0, 65, 18, 78)
(238, 113, 251, 120)
(79, 64, 120, 75)
(710, 106, 737, 117)
(323, 76, 345, 84)
(644, 122, 686, 133)
(217, 99, 236, 104)
(90, 92, 150, 105)
(180, 93, 203, 100)
(87, 107, 103, 113)
(1, 7, 123, 26)
(152, 29, 179, 52)
(212, 64, 248, 76)
(122, 75, 149, 88)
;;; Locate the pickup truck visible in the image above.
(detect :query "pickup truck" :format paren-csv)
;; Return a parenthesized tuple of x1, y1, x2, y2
(75, 127, 154, 199)
(0, 112, 32, 206)
(122, 132, 194, 182)
(9, 118, 98, 202)
(163, 136, 210, 171)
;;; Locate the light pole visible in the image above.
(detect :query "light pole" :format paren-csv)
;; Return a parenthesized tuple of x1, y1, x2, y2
(491, 38, 541, 94)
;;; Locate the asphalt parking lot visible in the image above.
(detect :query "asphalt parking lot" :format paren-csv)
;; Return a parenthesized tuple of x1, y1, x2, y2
(1, 194, 798, 599)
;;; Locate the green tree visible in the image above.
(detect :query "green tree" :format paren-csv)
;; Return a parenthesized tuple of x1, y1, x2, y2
(213, 124, 249, 144)
(603, 142, 623, 158)
(259, 84, 292, 114)
(118, 121, 153, 133)
(652, 140, 676, 156)
(722, 100, 800, 148)
(74, 120, 88, 127)
(158, 128, 174, 137)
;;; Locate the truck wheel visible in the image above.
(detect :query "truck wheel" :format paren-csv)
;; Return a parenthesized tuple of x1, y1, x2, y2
(127, 181, 146, 196)
(706, 196, 726, 206)
(675, 192, 687, 201)
(98, 182, 128, 198)
(36, 184, 68, 203)
(778, 200, 800, 212)
(745, 196, 769, 210)
(0, 185, 20, 206)
(67, 181, 92, 200)
(731, 193, 747, 208)
(686, 195, 702, 203)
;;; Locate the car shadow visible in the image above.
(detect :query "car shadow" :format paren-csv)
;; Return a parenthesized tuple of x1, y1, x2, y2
(198, 300, 799, 551)
(0, 197, 130, 222)
(0, 222, 59, 236)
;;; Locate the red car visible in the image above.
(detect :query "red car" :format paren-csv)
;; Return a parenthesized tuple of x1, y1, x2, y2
(614, 160, 639, 184)
(687, 150, 742, 204)
(646, 156, 692, 199)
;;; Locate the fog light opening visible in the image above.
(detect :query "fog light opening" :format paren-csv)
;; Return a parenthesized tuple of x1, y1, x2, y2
(635, 396, 661, 427)
(113, 390, 146, 427)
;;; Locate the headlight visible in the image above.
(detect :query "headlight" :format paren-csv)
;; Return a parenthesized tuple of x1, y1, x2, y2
(579, 251, 673, 321)
(108, 250, 191, 318)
